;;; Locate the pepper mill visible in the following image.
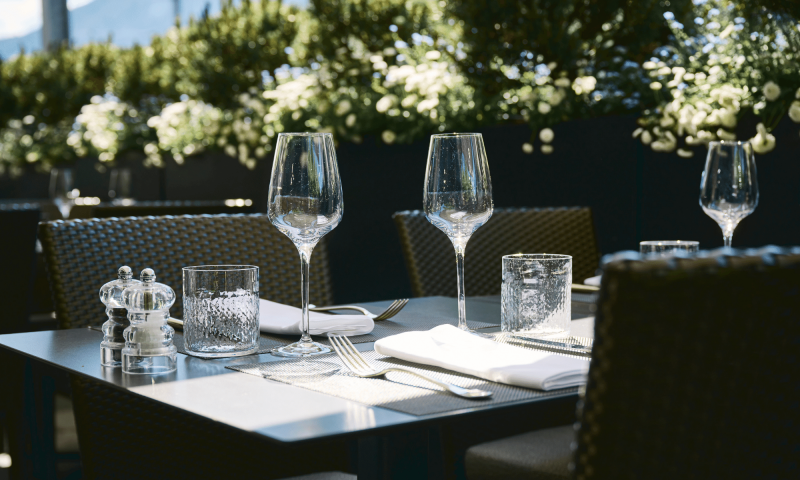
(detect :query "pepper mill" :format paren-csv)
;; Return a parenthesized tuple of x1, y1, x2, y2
(121, 268, 177, 374)
(99, 266, 141, 367)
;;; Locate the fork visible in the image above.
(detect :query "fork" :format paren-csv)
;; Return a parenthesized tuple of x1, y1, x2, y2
(328, 334, 492, 399)
(310, 298, 409, 321)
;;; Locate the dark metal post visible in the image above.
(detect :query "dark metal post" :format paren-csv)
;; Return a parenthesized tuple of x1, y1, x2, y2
(42, 0, 69, 51)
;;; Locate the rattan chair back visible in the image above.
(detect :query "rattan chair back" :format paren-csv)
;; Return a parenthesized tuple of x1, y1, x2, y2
(393, 207, 600, 297)
(573, 247, 800, 479)
(39, 214, 333, 329)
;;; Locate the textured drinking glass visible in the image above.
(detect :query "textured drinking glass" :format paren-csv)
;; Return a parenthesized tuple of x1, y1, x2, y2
(640, 241, 699, 256)
(268, 132, 342, 357)
(424, 133, 493, 333)
(183, 265, 260, 358)
(700, 141, 759, 247)
(501, 254, 572, 338)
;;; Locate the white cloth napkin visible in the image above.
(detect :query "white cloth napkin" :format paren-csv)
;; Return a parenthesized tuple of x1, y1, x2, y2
(374, 325, 589, 391)
(258, 299, 374, 336)
(584, 275, 602, 286)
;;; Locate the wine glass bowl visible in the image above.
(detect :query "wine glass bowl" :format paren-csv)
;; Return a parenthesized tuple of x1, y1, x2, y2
(699, 141, 759, 247)
(268, 132, 342, 357)
(424, 133, 493, 332)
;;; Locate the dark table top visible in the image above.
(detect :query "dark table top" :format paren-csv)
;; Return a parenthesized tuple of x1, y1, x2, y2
(0, 295, 594, 444)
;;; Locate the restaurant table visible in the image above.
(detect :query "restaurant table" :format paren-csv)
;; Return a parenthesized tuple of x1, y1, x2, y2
(0, 295, 595, 480)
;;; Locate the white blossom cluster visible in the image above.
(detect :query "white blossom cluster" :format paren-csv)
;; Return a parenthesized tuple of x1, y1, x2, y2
(145, 100, 221, 166)
(69, 95, 130, 162)
(634, 1, 800, 156)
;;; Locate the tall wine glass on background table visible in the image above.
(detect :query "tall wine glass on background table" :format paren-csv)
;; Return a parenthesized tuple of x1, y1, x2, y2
(699, 141, 759, 247)
(268, 132, 343, 357)
(424, 133, 493, 333)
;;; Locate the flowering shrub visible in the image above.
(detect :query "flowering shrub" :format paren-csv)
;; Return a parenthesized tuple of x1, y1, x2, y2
(0, 0, 798, 175)
(633, 0, 800, 156)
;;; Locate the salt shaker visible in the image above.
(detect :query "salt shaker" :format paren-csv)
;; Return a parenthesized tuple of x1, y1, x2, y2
(98, 266, 141, 367)
(121, 268, 177, 374)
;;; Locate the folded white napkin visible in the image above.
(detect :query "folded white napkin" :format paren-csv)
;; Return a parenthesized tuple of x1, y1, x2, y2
(584, 275, 602, 286)
(374, 325, 589, 391)
(258, 299, 374, 336)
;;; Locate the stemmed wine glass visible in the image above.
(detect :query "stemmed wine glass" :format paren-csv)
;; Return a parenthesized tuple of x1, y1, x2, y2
(424, 133, 493, 333)
(699, 141, 759, 247)
(268, 132, 343, 357)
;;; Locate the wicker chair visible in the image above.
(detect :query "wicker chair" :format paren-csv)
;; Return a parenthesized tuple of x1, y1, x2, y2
(393, 207, 600, 297)
(39, 214, 333, 329)
(466, 246, 800, 480)
(91, 200, 255, 218)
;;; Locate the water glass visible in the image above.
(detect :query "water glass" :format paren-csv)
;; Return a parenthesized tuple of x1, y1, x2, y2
(640, 240, 699, 257)
(183, 265, 260, 358)
(109, 168, 133, 205)
(49, 168, 77, 218)
(501, 254, 571, 338)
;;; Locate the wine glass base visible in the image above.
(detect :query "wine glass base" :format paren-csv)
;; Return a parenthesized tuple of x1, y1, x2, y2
(458, 326, 494, 339)
(271, 340, 333, 358)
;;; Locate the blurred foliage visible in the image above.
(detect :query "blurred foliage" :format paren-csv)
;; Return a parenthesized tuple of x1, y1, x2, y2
(0, 0, 798, 174)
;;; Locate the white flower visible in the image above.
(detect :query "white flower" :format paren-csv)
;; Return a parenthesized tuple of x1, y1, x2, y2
(539, 128, 554, 143)
(541, 145, 553, 154)
(549, 89, 566, 106)
(763, 81, 781, 101)
(796, 87, 800, 99)
(554, 78, 571, 88)
(522, 143, 534, 154)
(632, 128, 643, 138)
(381, 130, 397, 144)
(335, 100, 352, 116)
(345, 114, 357, 128)
(641, 131, 652, 145)
(719, 24, 735, 39)
(572, 76, 596, 94)
(401, 95, 418, 108)
(718, 108, 737, 128)
(425, 51, 441, 60)
(650, 82, 662, 90)
(677, 148, 694, 158)
(642, 61, 657, 70)
(375, 95, 397, 113)
(538, 102, 551, 114)
(717, 128, 737, 141)
(751, 123, 776, 154)
(789, 101, 800, 123)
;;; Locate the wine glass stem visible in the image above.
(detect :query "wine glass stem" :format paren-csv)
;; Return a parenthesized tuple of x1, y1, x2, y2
(454, 244, 467, 331)
(299, 248, 312, 343)
(722, 223, 735, 248)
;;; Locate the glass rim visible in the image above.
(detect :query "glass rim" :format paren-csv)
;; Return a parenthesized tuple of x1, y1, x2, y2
(430, 132, 483, 138)
(276, 132, 333, 137)
(708, 140, 751, 146)
(502, 253, 572, 260)
(639, 240, 699, 246)
(183, 265, 259, 272)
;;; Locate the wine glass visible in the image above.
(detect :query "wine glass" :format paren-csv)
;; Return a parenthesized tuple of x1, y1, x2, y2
(268, 133, 343, 357)
(424, 133, 493, 333)
(49, 168, 77, 218)
(699, 141, 759, 247)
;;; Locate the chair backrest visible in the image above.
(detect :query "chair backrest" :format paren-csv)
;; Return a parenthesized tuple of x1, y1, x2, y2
(91, 200, 255, 218)
(39, 214, 333, 329)
(0, 206, 41, 333)
(573, 247, 800, 480)
(393, 207, 600, 297)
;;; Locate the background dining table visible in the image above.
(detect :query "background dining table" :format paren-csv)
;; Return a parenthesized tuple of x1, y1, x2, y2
(0, 295, 596, 480)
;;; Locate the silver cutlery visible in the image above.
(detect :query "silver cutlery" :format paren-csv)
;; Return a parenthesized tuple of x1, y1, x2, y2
(328, 334, 492, 399)
(310, 298, 409, 321)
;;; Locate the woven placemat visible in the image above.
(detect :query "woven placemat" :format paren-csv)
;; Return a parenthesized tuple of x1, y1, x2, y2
(227, 348, 580, 416)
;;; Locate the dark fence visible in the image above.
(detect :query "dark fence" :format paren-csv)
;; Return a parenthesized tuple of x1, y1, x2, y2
(2, 115, 799, 304)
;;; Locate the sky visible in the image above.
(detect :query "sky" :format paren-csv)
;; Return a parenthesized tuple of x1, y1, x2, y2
(0, 0, 96, 40)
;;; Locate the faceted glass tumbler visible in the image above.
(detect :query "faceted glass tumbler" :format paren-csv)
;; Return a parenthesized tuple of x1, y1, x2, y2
(501, 254, 572, 338)
(183, 265, 260, 358)
(640, 240, 699, 256)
